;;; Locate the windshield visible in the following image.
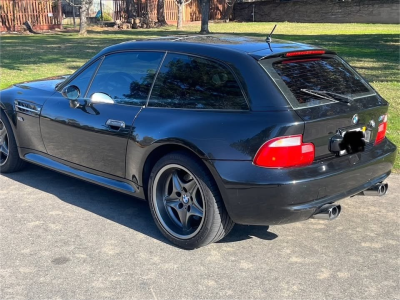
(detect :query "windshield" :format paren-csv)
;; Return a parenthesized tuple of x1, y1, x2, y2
(260, 56, 376, 109)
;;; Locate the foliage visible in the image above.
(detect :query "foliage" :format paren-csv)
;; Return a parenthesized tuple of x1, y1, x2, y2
(97, 12, 112, 21)
(0, 22, 398, 170)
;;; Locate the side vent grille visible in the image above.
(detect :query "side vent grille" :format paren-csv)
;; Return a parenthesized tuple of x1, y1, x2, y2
(14, 100, 42, 116)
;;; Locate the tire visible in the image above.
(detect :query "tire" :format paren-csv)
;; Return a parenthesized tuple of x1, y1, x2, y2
(0, 110, 26, 173)
(148, 151, 234, 249)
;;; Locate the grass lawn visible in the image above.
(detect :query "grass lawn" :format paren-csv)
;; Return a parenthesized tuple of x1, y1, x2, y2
(0, 22, 399, 170)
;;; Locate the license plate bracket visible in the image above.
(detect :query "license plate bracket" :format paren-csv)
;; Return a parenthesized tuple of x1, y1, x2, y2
(329, 126, 371, 156)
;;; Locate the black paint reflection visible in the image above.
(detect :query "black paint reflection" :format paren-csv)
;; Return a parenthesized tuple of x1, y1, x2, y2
(230, 127, 275, 158)
(69, 99, 100, 115)
(149, 54, 248, 110)
(87, 52, 164, 106)
(273, 58, 371, 105)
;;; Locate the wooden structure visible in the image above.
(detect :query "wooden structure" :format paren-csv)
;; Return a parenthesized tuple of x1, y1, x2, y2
(0, 0, 62, 32)
(0, 0, 226, 32)
(113, 0, 226, 23)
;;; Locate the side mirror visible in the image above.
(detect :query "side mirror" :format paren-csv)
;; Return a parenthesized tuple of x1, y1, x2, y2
(62, 85, 80, 100)
(90, 93, 114, 104)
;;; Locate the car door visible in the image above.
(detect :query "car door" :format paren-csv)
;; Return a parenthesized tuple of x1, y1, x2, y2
(40, 51, 165, 178)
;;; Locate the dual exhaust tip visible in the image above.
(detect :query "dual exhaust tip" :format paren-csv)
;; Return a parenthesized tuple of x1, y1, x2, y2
(357, 182, 388, 197)
(312, 204, 341, 221)
(312, 182, 388, 221)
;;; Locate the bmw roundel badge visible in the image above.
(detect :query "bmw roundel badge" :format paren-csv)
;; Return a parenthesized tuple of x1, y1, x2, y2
(352, 114, 359, 124)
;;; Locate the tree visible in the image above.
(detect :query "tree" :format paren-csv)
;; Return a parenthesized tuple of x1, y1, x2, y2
(79, 0, 93, 35)
(65, 0, 93, 35)
(157, 0, 168, 26)
(223, 0, 236, 22)
(199, 0, 210, 34)
(126, 0, 135, 19)
(175, 0, 191, 29)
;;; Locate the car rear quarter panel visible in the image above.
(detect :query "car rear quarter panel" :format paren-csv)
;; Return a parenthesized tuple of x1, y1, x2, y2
(126, 108, 304, 187)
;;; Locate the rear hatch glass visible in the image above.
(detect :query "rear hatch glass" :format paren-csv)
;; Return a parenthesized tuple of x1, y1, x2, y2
(259, 55, 388, 159)
(260, 56, 376, 109)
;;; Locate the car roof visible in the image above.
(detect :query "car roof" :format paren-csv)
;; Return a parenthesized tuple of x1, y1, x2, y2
(99, 34, 325, 60)
(89, 35, 329, 111)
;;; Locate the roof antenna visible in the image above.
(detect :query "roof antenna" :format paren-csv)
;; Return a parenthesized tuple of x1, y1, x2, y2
(266, 24, 277, 43)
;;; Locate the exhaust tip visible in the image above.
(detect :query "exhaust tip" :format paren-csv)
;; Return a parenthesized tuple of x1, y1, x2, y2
(357, 182, 389, 197)
(312, 204, 341, 221)
(378, 183, 388, 196)
(329, 205, 341, 219)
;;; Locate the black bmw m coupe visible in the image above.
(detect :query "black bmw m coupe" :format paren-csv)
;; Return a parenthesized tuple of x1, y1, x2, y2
(0, 35, 396, 249)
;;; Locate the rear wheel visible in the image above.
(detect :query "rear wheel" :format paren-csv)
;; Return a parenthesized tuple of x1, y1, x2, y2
(148, 151, 234, 249)
(0, 110, 26, 173)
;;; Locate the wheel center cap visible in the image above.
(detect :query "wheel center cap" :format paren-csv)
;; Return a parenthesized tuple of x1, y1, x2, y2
(182, 194, 189, 204)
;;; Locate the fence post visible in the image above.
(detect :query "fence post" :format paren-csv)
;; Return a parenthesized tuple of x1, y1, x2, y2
(12, 0, 16, 31)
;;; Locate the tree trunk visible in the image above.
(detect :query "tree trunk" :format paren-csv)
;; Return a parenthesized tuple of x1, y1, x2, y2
(177, 3, 183, 29)
(223, 0, 236, 22)
(79, 0, 93, 35)
(72, 0, 76, 28)
(79, 7, 88, 35)
(157, 0, 168, 26)
(126, 0, 135, 19)
(200, 0, 210, 34)
(58, 0, 63, 30)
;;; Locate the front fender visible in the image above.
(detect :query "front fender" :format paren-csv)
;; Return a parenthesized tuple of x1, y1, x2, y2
(0, 87, 19, 139)
(0, 85, 53, 152)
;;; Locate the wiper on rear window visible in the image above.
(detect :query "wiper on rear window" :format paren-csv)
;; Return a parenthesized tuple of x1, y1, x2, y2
(300, 89, 353, 104)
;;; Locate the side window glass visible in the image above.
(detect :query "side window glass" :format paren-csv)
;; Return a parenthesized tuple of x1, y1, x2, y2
(148, 54, 248, 110)
(87, 52, 164, 106)
(68, 60, 100, 97)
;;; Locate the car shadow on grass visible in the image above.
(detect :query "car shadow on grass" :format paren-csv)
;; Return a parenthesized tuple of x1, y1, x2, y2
(3, 163, 279, 247)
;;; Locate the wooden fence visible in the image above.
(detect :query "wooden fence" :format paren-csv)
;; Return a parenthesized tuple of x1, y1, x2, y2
(0, 0, 226, 32)
(0, 0, 62, 32)
(113, 0, 226, 23)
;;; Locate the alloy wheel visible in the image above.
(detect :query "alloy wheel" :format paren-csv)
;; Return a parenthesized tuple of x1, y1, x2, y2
(152, 164, 205, 239)
(0, 119, 9, 166)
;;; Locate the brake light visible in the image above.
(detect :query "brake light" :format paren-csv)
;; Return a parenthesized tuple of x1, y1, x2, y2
(282, 58, 321, 64)
(285, 50, 326, 57)
(253, 135, 315, 168)
(375, 114, 388, 145)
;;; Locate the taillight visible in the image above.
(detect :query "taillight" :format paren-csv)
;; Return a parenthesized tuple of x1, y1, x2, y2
(285, 50, 326, 57)
(375, 114, 388, 145)
(253, 135, 315, 168)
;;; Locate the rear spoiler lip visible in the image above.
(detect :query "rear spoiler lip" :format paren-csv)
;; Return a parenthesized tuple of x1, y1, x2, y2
(254, 49, 337, 61)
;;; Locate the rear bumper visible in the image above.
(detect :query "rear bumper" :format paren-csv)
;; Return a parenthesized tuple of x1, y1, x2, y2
(210, 138, 397, 225)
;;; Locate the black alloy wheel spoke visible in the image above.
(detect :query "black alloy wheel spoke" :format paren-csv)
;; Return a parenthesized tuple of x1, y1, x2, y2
(182, 178, 197, 194)
(176, 206, 190, 230)
(171, 171, 184, 194)
(0, 144, 8, 156)
(164, 196, 181, 209)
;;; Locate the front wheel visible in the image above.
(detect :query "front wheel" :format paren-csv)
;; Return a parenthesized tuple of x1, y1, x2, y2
(148, 151, 234, 249)
(0, 110, 26, 173)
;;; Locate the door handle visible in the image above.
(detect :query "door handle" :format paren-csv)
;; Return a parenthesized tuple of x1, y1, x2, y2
(106, 119, 125, 130)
